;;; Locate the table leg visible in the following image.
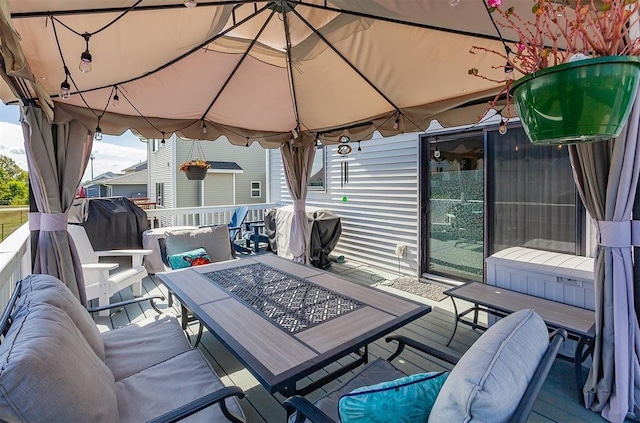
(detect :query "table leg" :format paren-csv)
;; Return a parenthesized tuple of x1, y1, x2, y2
(253, 225, 260, 254)
(446, 297, 459, 346)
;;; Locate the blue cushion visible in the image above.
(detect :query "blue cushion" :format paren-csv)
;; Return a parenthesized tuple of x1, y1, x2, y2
(167, 247, 211, 270)
(338, 371, 448, 423)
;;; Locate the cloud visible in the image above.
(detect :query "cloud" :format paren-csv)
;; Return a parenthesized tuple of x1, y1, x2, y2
(0, 121, 146, 181)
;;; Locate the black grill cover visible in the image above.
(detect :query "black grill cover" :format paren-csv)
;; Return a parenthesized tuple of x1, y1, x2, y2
(68, 197, 149, 250)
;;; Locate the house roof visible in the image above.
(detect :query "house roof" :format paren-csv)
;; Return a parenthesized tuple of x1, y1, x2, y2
(103, 169, 148, 185)
(206, 161, 243, 172)
(121, 161, 148, 173)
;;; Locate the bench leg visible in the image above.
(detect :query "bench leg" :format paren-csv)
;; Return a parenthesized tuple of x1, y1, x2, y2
(574, 336, 593, 403)
(446, 297, 460, 346)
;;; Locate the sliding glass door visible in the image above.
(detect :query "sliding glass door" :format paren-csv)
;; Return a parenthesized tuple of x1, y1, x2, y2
(425, 133, 484, 281)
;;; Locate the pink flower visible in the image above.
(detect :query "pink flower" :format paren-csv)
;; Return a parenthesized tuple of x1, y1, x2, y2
(516, 43, 526, 52)
(488, 0, 502, 7)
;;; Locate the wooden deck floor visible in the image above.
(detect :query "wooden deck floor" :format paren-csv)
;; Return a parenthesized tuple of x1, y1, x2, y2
(93, 257, 606, 423)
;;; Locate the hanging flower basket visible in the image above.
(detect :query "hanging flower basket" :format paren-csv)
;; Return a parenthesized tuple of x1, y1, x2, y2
(179, 159, 210, 180)
(184, 165, 208, 180)
(511, 56, 640, 145)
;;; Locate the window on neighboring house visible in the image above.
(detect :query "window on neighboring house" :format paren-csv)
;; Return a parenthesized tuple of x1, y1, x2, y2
(155, 183, 164, 207)
(251, 181, 261, 198)
(308, 145, 326, 191)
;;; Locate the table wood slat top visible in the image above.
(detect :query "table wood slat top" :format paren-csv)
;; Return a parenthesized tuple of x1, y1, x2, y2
(295, 307, 396, 353)
(158, 254, 431, 393)
(200, 300, 317, 374)
(446, 282, 594, 335)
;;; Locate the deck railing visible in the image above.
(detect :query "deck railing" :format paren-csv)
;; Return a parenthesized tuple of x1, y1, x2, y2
(0, 222, 30, 312)
(145, 203, 279, 228)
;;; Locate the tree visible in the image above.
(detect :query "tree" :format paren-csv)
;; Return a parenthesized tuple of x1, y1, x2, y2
(0, 155, 28, 206)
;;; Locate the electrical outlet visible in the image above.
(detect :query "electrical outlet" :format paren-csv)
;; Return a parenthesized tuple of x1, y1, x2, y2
(394, 244, 407, 257)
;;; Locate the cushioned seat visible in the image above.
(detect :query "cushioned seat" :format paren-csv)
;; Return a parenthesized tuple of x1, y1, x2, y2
(285, 309, 566, 423)
(116, 349, 244, 422)
(0, 274, 247, 423)
(102, 315, 193, 381)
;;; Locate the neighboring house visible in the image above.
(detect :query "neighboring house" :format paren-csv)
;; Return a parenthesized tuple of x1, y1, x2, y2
(82, 163, 148, 199)
(102, 169, 148, 199)
(145, 134, 267, 209)
(269, 118, 589, 282)
(83, 171, 118, 197)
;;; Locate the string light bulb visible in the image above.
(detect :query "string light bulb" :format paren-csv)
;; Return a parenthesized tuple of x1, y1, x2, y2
(393, 117, 399, 130)
(504, 62, 514, 81)
(184, 0, 197, 8)
(59, 79, 70, 99)
(59, 66, 71, 99)
(79, 33, 93, 73)
(245, 138, 250, 148)
(357, 141, 362, 155)
(499, 119, 508, 134)
(94, 119, 103, 141)
(112, 87, 119, 107)
(200, 120, 207, 134)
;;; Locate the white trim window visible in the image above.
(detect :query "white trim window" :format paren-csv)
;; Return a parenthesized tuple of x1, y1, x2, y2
(251, 181, 261, 198)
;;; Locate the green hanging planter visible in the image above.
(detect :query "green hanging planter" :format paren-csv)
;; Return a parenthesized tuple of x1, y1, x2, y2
(511, 56, 640, 145)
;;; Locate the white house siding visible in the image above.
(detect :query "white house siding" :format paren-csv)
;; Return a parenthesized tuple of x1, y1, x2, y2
(148, 140, 174, 208)
(269, 133, 420, 277)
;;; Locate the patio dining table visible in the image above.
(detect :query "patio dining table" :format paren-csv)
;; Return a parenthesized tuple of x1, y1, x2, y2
(157, 254, 431, 396)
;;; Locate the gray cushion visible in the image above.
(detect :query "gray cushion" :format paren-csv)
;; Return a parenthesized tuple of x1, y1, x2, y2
(165, 225, 233, 263)
(18, 274, 106, 361)
(116, 349, 245, 423)
(0, 301, 118, 423)
(289, 358, 405, 423)
(102, 314, 192, 381)
(428, 309, 549, 423)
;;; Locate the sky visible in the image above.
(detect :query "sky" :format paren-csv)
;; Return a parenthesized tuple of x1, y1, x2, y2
(0, 104, 147, 182)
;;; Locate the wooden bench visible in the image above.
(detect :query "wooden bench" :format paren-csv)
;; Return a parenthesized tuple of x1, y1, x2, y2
(444, 281, 595, 398)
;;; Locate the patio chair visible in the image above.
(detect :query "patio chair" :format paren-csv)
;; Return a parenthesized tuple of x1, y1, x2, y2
(68, 224, 152, 316)
(161, 224, 236, 345)
(284, 309, 567, 423)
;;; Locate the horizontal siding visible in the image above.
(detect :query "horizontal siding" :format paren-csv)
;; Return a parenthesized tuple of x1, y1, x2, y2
(269, 133, 420, 277)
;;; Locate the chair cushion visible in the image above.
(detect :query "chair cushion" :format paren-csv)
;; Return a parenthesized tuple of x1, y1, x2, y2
(168, 247, 212, 269)
(165, 225, 233, 263)
(0, 301, 118, 423)
(102, 315, 192, 381)
(428, 309, 549, 423)
(116, 349, 245, 422)
(338, 371, 448, 423)
(18, 274, 106, 360)
(289, 358, 405, 423)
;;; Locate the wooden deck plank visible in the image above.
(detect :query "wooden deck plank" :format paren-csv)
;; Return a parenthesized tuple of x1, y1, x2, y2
(96, 259, 605, 423)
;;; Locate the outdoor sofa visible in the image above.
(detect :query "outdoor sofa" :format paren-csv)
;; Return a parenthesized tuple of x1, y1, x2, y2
(0, 274, 246, 422)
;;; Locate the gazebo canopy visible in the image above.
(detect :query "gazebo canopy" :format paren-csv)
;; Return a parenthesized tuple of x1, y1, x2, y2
(0, 0, 525, 148)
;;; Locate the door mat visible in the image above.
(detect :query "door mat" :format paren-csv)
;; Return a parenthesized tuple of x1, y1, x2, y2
(391, 277, 448, 302)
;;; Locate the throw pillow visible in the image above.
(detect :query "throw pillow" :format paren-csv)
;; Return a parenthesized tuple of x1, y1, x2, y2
(168, 247, 212, 270)
(338, 371, 448, 423)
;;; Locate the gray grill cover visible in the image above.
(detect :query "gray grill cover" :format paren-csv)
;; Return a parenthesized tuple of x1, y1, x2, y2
(265, 207, 341, 269)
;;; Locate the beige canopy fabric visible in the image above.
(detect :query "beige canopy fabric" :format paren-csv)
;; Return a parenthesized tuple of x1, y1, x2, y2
(0, 0, 522, 147)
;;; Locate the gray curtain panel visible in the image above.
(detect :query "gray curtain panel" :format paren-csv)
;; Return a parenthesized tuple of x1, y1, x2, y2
(280, 143, 316, 264)
(569, 90, 640, 423)
(21, 105, 92, 305)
